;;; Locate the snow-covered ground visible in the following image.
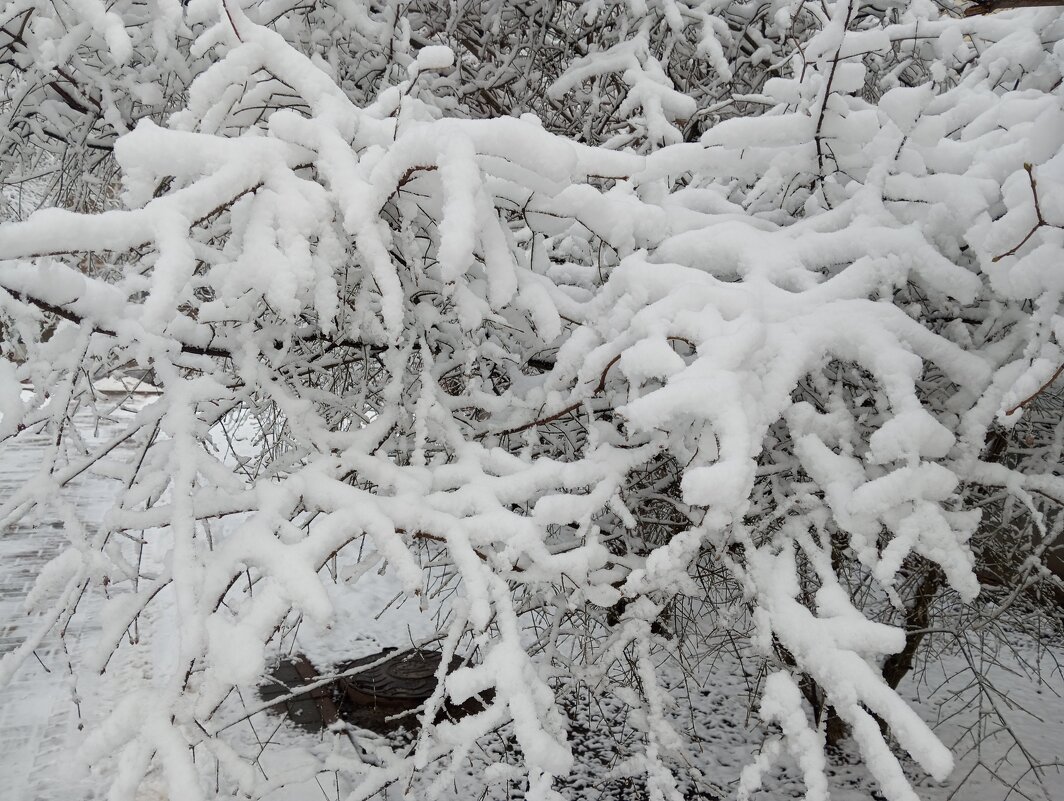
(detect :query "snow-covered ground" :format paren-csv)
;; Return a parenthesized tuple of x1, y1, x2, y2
(1, 403, 1062, 801)
(0, 404, 144, 801)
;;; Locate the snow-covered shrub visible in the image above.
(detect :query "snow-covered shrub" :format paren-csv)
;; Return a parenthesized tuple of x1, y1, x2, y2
(0, 1, 1062, 799)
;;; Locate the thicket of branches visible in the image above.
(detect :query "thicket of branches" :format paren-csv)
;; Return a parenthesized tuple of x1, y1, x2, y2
(1, 1, 1063, 800)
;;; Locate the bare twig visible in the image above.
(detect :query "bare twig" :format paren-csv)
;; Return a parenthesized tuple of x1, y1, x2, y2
(222, 0, 244, 43)
(993, 164, 1058, 262)
(491, 353, 622, 438)
(1003, 362, 1064, 417)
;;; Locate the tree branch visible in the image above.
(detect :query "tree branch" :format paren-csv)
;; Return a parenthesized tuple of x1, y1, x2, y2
(992, 164, 1055, 262)
(1003, 361, 1064, 417)
(1, 287, 234, 359)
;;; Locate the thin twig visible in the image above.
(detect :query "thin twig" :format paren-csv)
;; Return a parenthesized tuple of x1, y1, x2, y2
(1003, 362, 1064, 417)
(222, 0, 244, 43)
(491, 353, 622, 438)
(993, 164, 1055, 262)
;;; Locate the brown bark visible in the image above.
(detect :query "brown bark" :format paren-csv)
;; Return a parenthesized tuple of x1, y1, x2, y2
(965, 0, 1064, 15)
(882, 566, 943, 690)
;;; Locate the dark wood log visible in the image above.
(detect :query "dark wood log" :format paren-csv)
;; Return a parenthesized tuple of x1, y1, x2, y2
(965, 0, 1064, 15)
(260, 649, 492, 734)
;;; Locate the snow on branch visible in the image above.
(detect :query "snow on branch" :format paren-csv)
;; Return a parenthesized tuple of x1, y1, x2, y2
(0, 1, 1062, 800)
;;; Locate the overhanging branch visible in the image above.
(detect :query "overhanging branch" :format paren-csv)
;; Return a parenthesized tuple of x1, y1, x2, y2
(1, 285, 399, 362)
(1, 287, 233, 359)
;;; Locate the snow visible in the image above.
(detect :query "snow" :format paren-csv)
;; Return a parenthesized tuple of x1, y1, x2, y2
(0, 406, 1058, 801)
(2, 1, 1064, 799)
(415, 46, 455, 72)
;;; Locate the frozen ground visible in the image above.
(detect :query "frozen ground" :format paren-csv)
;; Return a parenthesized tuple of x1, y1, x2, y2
(0, 401, 1061, 801)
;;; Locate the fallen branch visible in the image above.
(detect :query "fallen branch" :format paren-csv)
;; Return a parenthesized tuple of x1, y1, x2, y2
(965, 0, 1064, 14)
